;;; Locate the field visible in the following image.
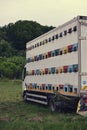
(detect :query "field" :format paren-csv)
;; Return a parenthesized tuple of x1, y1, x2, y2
(0, 80, 87, 130)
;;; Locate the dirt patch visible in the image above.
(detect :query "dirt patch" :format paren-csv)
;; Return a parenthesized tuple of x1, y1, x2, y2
(28, 116, 43, 122)
(0, 116, 11, 122)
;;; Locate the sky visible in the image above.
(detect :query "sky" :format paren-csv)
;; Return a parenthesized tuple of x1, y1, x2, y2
(0, 0, 87, 27)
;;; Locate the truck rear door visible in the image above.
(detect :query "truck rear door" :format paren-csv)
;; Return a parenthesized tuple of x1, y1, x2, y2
(81, 23, 87, 90)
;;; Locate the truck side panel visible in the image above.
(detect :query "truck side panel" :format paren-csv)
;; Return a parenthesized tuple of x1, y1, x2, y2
(25, 20, 79, 94)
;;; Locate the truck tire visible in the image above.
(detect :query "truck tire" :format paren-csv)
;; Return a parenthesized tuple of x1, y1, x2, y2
(49, 99, 56, 112)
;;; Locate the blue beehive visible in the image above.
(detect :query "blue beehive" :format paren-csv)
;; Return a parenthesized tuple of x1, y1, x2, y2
(48, 84, 52, 90)
(37, 55, 39, 61)
(51, 50, 55, 57)
(46, 84, 48, 90)
(73, 64, 78, 72)
(28, 58, 31, 63)
(51, 67, 55, 74)
(32, 83, 35, 89)
(36, 69, 40, 75)
(72, 43, 78, 51)
(55, 49, 59, 56)
(39, 54, 42, 60)
(68, 84, 73, 92)
(64, 84, 68, 92)
(68, 65, 73, 73)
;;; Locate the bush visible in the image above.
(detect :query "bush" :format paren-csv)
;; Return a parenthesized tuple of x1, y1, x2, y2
(0, 57, 25, 79)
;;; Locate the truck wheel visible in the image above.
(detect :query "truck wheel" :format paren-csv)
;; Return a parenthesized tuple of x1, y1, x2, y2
(49, 99, 56, 112)
(23, 92, 27, 102)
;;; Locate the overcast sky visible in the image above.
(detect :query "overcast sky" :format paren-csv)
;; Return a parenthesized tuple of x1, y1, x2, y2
(0, 0, 87, 27)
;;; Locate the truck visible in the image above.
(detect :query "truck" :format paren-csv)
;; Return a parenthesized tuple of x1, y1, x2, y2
(22, 16, 87, 114)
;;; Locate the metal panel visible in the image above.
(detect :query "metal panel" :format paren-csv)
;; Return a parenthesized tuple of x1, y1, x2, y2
(81, 24, 87, 88)
(25, 17, 80, 94)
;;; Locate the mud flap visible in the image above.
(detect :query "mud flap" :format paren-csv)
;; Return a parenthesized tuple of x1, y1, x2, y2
(77, 95, 87, 116)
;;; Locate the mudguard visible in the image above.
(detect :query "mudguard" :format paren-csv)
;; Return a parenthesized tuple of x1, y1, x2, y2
(77, 86, 87, 116)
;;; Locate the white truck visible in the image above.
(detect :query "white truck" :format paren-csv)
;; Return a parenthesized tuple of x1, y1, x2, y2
(22, 16, 87, 113)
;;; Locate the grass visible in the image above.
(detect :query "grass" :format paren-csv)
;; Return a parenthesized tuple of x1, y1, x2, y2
(0, 80, 87, 130)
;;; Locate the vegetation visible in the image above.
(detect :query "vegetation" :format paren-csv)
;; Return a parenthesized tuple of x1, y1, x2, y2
(0, 20, 54, 79)
(0, 80, 87, 130)
(0, 20, 54, 52)
(0, 57, 25, 79)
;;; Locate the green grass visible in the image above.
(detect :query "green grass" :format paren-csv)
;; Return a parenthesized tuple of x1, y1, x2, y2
(0, 80, 87, 130)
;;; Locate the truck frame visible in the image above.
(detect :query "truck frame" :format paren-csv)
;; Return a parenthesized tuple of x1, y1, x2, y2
(22, 16, 87, 113)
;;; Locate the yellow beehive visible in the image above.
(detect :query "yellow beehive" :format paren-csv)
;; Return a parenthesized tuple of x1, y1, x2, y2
(63, 47, 68, 54)
(58, 67, 63, 73)
(55, 67, 59, 74)
(41, 69, 45, 75)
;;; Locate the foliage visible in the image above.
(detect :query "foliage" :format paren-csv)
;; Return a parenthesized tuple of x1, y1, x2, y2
(0, 80, 87, 130)
(0, 20, 54, 51)
(0, 57, 25, 79)
(0, 40, 15, 57)
(0, 20, 54, 79)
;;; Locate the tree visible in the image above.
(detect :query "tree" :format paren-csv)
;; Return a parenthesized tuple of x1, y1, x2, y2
(0, 40, 14, 57)
(0, 57, 25, 79)
(0, 20, 54, 79)
(0, 20, 54, 50)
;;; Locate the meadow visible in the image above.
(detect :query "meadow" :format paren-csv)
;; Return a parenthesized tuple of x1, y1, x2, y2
(0, 80, 87, 130)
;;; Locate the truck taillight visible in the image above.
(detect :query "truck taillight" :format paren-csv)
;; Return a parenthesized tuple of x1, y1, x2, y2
(83, 99, 87, 103)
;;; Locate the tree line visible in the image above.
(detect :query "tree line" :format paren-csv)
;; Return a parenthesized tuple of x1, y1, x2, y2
(0, 20, 54, 79)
